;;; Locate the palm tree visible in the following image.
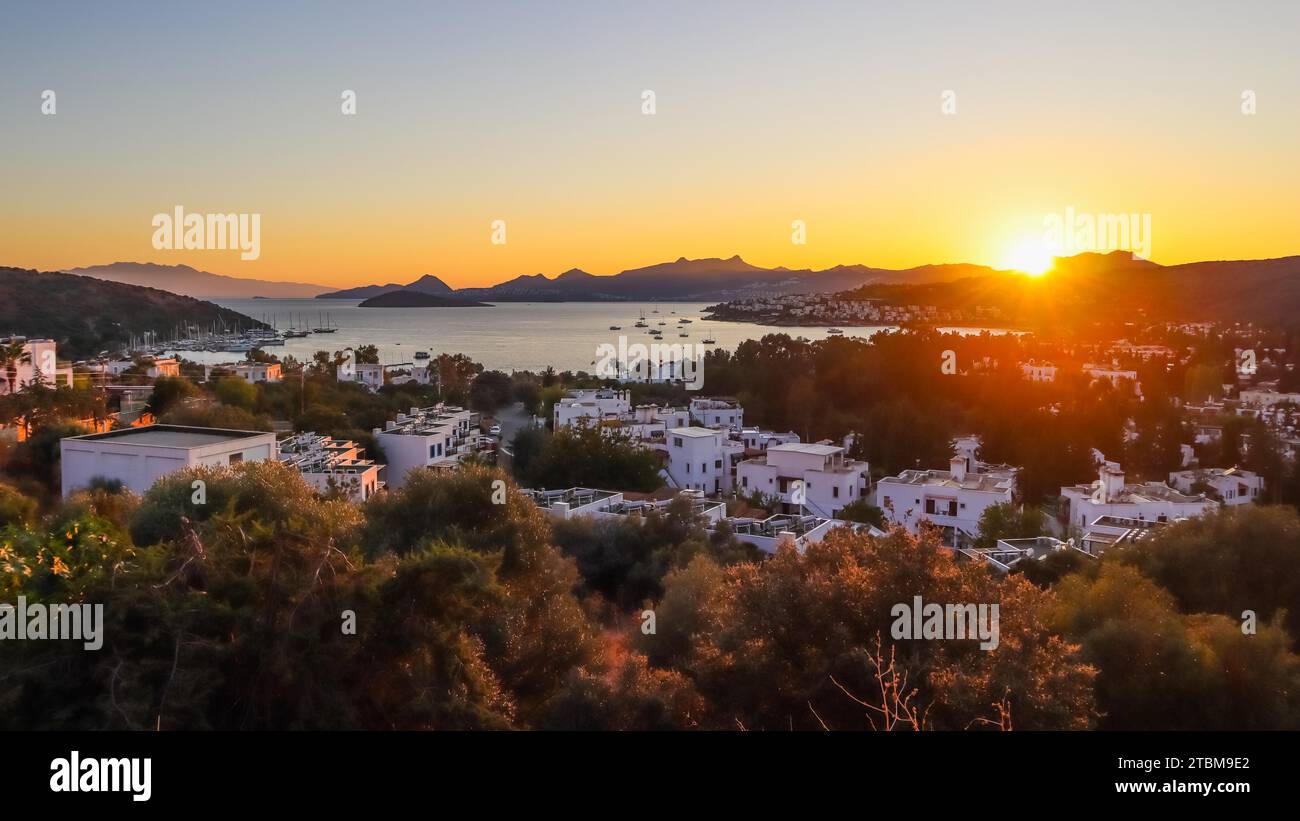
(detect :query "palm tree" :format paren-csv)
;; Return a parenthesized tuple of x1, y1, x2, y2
(0, 338, 31, 396)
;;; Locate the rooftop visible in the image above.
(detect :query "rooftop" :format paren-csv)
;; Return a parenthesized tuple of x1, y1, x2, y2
(64, 424, 268, 448)
(768, 442, 842, 456)
(883, 468, 1014, 493)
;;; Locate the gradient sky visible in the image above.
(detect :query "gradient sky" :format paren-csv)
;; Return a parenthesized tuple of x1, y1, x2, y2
(2, 1, 1297, 288)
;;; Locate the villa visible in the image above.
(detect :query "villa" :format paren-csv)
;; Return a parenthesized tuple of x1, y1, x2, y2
(371, 404, 482, 489)
(1060, 460, 1215, 533)
(738, 441, 871, 518)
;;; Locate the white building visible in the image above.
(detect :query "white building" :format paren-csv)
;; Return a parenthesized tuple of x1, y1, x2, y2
(527, 486, 869, 555)
(689, 397, 744, 430)
(231, 362, 282, 384)
(1239, 389, 1300, 407)
(60, 424, 277, 497)
(875, 453, 1016, 545)
(1168, 467, 1262, 507)
(664, 426, 745, 494)
(372, 404, 481, 490)
(279, 432, 383, 501)
(0, 337, 73, 394)
(106, 357, 181, 380)
(738, 442, 870, 517)
(1084, 364, 1142, 396)
(552, 388, 632, 428)
(1060, 461, 1215, 533)
(1020, 362, 1058, 383)
(736, 427, 801, 452)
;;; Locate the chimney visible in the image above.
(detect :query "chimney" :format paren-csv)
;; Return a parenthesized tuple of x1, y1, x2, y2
(950, 456, 967, 482)
(1101, 462, 1125, 503)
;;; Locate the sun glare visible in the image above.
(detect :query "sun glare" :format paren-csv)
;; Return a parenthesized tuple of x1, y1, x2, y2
(1001, 240, 1055, 276)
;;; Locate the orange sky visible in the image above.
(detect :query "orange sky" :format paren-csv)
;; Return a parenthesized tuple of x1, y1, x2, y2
(3, 2, 1297, 289)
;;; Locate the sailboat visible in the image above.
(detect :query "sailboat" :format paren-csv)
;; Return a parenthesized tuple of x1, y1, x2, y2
(313, 312, 338, 333)
(634, 309, 648, 328)
(701, 324, 716, 344)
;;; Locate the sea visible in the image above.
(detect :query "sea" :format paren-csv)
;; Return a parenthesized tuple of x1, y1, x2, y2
(166, 298, 1012, 373)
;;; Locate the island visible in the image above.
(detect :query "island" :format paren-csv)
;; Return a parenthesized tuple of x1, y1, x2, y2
(357, 290, 491, 308)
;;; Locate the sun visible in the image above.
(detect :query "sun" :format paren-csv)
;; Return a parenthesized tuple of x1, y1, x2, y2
(1000, 239, 1055, 276)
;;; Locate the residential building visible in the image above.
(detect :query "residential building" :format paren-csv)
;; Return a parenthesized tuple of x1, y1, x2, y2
(1020, 362, 1058, 383)
(1060, 461, 1215, 533)
(1079, 515, 1168, 556)
(1168, 467, 1263, 507)
(689, 396, 744, 430)
(59, 424, 276, 497)
(526, 486, 870, 554)
(372, 404, 481, 489)
(231, 362, 282, 384)
(875, 449, 1016, 545)
(279, 431, 384, 501)
(106, 357, 181, 380)
(738, 441, 870, 517)
(664, 426, 745, 494)
(0, 337, 74, 394)
(552, 388, 632, 428)
(1239, 388, 1300, 407)
(737, 427, 801, 451)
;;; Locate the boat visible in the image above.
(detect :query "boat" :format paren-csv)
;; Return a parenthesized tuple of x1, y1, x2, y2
(657, 321, 666, 326)
(827, 327, 844, 335)
(313, 312, 339, 333)
(633, 310, 648, 328)
(678, 318, 692, 324)
(609, 325, 622, 330)
(679, 332, 689, 338)
(414, 351, 430, 359)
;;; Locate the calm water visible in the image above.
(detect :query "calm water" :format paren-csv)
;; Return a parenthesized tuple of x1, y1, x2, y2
(170, 299, 901, 373)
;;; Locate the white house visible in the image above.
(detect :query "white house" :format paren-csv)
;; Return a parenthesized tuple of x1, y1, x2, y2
(279, 431, 383, 501)
(1084, 364, 1142, 396)
(372, 404, 481, 490)
(1020, 362, 1058, 383)
(737, 442, 870, 517)
(689, 397, 744, 430)
(106, 357, 180, 380)
(553, 388, 632, 428)
(1168, 467, 1262, 507)
(0, 337, 73, 394)
(737, 427, 801, 452)
(875, 453, 1016, 545)
(231, 362, 282, 384)
(663, 426, 744, 494)
(1060, 461, 1215, 533)
(59, 424, 277, 497)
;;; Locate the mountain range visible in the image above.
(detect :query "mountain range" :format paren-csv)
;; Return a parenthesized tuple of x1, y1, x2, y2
(64, 262, 329, 298)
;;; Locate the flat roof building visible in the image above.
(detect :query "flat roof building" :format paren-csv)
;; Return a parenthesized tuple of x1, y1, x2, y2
(60, 424, 276, 497)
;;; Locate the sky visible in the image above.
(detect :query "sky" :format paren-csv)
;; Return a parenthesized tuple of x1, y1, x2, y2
(1, 0, 1298, 288)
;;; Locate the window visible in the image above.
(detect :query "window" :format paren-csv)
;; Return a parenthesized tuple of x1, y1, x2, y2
(686, 463, 691, 474)
(228, 453, 243, 465)
(742, 476, 749, 488)
(673, 437, 683, 448)
(714, 459, 722, 469)
(832, 486, 840, 498)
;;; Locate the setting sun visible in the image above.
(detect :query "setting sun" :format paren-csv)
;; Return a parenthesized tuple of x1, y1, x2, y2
(1001, 240, 1055, 276)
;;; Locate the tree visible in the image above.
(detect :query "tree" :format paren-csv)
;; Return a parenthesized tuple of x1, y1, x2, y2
(146, 376, 198, 417)
(974, 502, 1045, 550)
(213, 376, 258, 410)
(649, 526, 1096, 730)
(0, 338, 31, 396)
(522, 424, 662, 492)
(836, 498, 886, 528)
(469, 370, 513, 411)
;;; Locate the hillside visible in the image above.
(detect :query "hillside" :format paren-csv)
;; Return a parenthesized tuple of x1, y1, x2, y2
(0, 268, 266, 358)
(65, 262, 328, 298)
(838, 252, 1300, 329)
(318, 273, 455, 299)
(357, 291, 489, 307)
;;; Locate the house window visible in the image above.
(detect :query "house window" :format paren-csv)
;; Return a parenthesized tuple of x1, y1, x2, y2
(686, 463, 691, 474)
(832, 486, 840, 498)
(742, 476, 749, 488)
(714, 459, 722, 469)
(228, 453, 243, 465)
(673, 437, 683, 447)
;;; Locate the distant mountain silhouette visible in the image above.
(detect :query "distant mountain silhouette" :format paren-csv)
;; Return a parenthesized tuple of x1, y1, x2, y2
(318, 273, 454, 299)
(65, 262, 329, 298)
(839, 251, 1300, 327)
